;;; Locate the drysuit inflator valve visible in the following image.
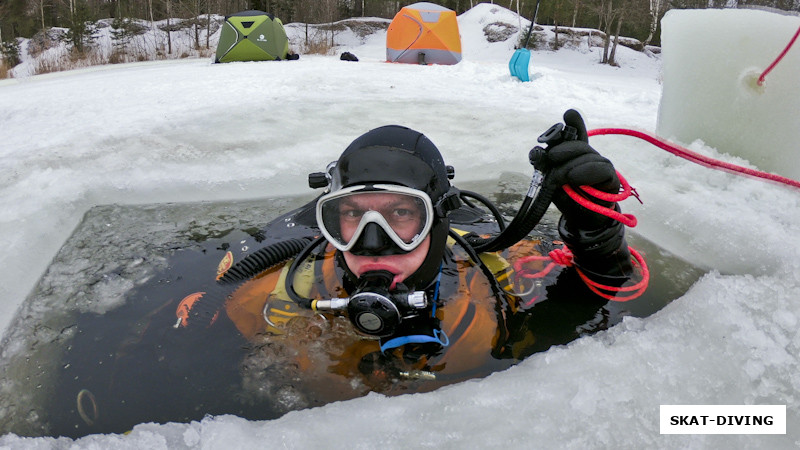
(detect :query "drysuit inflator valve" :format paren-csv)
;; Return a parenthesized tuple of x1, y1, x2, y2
(311, 270, 428, 337)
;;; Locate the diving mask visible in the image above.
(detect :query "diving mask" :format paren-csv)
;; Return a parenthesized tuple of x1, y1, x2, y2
(316, 184, 434, 253)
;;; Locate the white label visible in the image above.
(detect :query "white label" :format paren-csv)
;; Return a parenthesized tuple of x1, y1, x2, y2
(660, 405, 786, 434)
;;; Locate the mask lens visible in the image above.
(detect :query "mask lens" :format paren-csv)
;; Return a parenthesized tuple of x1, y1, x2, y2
(318, 186, 433, 252)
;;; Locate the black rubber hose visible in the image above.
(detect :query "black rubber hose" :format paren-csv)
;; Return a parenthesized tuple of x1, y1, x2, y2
(448, 230, 508, 300)
(284, 236, 329, 309)
(216, 238, 313, 285)
(459, 190, 507, 231)
(468, 175, 558, 253)
(186, 236, 313, 328)
(465, 121, 576, 254)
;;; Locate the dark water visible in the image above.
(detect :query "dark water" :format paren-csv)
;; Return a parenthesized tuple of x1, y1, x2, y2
(0, 176, 705, 438)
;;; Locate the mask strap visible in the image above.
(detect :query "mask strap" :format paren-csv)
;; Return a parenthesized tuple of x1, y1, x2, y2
(434, 187, 462, 217)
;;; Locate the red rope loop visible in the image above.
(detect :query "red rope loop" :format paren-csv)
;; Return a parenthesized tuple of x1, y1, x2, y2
(512, 163, 647, 300)
(513, 253, 563, 280)
(548, 247, 573, 266)
(561, 171, 639, 228)
(514, 247, 574, 277)
(513, 246, 649, 302)
(576, 247, 650, 302)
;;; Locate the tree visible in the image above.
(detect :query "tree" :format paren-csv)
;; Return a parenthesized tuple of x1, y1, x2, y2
(593, 0, 626, 64)
(63, 0, 98, 53)
(643, 0, 667, 46)
(570, 0, 581, 28)
(1, 0, 38, 38)
(164, 0, 173, 54)
(595, 0, 647, 65)
(33, 0, 48, 31)
(110, 16, 137, 52)
(301, 0, 340, 47)
(0, 38, 22, 66)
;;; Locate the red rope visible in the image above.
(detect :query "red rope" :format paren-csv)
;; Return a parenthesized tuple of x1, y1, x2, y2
(576, 247, 650, 302)
(514, 248, 572, 279)
(510, 151, 653, 301)
(562, 172, 639, 227)
(513, 246, 650, 302)
(758, 24, 800, 86)
(587, 128, 800, 190)
(579, 171, 633, 203)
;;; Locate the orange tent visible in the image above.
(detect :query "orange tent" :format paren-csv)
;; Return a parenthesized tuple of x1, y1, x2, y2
(386, 2, 462, 65)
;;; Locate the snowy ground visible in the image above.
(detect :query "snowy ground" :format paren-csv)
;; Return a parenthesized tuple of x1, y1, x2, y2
(1, 4, 799, 448)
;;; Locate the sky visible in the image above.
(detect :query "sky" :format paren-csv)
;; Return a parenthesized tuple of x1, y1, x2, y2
(1, 4, 799, 448)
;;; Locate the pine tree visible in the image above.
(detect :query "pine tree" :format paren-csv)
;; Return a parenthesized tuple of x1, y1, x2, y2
(63, 1, 98, 53)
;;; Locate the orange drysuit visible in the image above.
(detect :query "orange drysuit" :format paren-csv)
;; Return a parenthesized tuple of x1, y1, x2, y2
(223, 238, 548, 401)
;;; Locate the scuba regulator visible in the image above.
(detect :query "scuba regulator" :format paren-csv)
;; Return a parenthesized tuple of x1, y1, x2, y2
(311, 270, 429, 337)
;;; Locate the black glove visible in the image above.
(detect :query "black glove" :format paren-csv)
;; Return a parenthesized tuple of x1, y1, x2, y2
(548, 109, 620, 231)
(546, 110, 632, 280)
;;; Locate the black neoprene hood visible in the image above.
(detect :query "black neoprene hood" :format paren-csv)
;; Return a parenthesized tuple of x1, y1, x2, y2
(330, 125, 451, 203)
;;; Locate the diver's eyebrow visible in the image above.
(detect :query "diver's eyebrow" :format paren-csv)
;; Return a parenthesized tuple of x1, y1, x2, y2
(339, 195, 414, 210)
(339, 197, 358, 208)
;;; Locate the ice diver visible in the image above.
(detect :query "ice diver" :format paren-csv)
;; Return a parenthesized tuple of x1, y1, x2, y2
(49, 109, 647, 437)
(181, 109, 644, 392)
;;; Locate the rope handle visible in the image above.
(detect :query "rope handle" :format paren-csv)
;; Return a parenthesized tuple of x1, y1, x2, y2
(511, 166, 649, 301)
(562, 170, 639, 228)
(513, 245, 650, 302)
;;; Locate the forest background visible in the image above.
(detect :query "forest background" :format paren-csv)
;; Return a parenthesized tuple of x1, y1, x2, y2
(1, 0, 799, 77)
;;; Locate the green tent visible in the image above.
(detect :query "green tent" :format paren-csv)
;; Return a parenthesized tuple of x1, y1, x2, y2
(215, 10, 290, 63)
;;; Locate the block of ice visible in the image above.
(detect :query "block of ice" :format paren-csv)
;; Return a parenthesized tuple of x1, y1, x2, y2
(657, 9, 800, 179)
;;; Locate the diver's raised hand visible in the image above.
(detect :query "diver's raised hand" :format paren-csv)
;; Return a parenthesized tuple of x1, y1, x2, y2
(548, 109, 620, 231)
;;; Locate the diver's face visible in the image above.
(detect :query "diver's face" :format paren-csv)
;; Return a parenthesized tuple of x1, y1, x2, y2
(342, 236, 430, 290)
(333, 191, 431, 289)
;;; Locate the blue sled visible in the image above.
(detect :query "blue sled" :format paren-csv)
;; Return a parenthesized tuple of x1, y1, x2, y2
(509, 48, 531, 82)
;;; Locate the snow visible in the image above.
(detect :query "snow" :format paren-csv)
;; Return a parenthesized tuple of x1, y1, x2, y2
(1, 3, 799, 448)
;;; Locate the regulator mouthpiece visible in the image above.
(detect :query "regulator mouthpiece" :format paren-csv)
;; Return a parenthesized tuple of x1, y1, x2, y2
(312, 270, 428, 337)
(347, 270, 428, 337)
